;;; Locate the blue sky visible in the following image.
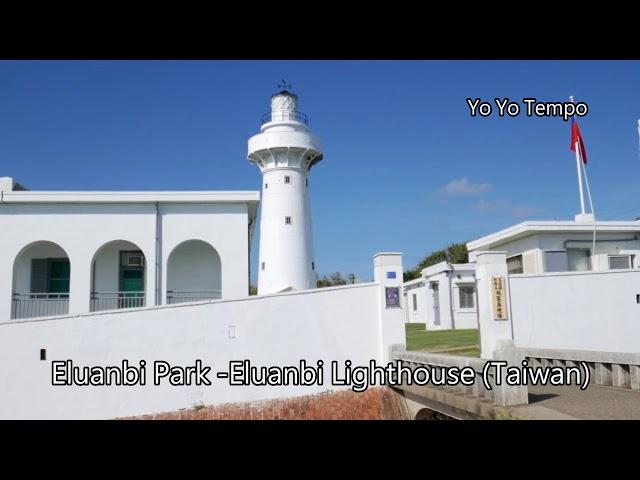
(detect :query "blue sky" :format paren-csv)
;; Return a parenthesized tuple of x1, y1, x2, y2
(1, 61, 639, 282)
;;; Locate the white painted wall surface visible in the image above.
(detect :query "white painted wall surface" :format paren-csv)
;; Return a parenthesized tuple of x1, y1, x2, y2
(166, 240, 221, 293)
(509, 269, 640, 353)
(256, 168, 315, 293)
(405, 284, 429, 324)
(159, 203, 250, 303)
(0, 281, 406, 419)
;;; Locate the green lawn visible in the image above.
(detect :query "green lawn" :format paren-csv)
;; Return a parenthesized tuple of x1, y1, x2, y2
(405, 324, 480, 357)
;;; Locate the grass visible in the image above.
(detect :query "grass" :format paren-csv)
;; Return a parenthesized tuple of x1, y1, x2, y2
(493, 408, 519, 420)
(405, 324, 480, 357)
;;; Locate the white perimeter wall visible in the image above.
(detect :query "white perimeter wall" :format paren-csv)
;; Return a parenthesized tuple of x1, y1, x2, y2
(509, 269, 640, 353)
(0, 282, 406, 419)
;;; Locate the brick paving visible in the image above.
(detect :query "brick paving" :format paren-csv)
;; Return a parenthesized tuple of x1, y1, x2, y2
(123, 387, 403, 420)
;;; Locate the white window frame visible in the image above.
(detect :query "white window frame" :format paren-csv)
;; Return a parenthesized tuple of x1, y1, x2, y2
(567, 248, 592, 272)
(507, 254, 524, 274)
(543, 250, 568, 273)
(458, 284, 476, 309)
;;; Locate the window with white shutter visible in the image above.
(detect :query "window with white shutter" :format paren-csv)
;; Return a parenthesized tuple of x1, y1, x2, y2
(458, 285, 475, 309)
(507, 255, 524, 274)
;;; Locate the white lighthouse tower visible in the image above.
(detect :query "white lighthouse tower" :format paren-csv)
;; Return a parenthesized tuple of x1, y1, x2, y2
(248, 87, 323, 294)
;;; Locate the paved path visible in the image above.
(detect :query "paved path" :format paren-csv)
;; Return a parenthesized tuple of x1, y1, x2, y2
(526, 384, 640, 419)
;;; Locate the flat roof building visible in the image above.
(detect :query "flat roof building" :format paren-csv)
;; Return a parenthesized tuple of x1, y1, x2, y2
(0, 178, 259, 321)
(467, 219, 640, 274)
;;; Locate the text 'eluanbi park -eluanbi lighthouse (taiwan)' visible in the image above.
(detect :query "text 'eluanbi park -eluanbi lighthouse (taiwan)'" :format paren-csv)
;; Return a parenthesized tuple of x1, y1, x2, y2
(248, 88, 323, 294)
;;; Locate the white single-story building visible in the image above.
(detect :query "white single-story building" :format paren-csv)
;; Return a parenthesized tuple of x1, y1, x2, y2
(404, 215, 640, 330)
(0, 176, 259, 322)
(467, 217, 640, 274)
(403, 262, 478, 330)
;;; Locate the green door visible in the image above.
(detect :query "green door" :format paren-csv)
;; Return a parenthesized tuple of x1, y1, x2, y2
(121, 269, 144, 292)
(119, 268, 144, 308)
(48, 259, 70, 294)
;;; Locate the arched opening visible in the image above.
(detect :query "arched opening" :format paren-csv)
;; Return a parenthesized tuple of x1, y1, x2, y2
(11, 241, 70, 319)
(91, 240, 147, 312)
(166, 240, 221, 304)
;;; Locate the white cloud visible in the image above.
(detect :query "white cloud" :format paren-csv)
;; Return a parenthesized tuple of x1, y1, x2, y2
(511, 206, 544, 218)
(442, 177, 490, 196)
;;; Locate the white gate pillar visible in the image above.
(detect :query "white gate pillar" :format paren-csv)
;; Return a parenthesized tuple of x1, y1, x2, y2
(373, 252, 407, 363)
(475, 251, 515, 359)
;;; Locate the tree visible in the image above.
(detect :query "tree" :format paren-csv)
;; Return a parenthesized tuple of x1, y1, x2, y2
(403, 243, 469, 282)
(316, 272, 358, 288)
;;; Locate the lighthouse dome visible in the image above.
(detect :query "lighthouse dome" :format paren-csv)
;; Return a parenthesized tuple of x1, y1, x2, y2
(271, 90, 298, 113)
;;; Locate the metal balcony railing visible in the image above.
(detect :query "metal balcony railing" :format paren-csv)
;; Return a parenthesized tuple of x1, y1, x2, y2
(261, 110, 308, 125)
(11, 293, 70, 320)
(90, 291, 146, 312)
(166, 290, 222, 305)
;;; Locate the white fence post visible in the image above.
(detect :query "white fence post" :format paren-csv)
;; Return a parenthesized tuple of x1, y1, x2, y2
(373, 253, 407, 363)
(475, 251, 515, 359)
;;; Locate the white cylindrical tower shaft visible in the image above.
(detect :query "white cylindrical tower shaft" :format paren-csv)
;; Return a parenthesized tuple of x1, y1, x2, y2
(248, 90, 323, 294)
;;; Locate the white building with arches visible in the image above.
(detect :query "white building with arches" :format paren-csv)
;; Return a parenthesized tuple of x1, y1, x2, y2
(0, 177, 259, 321)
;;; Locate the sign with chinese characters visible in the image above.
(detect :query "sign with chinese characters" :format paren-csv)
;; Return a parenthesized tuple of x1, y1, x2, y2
(491, 276, 508, 320)
(385, 287, 401, 308)
(386, 271, 397, 279)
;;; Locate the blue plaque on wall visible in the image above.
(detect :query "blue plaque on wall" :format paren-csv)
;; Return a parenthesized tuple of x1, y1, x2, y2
(386, 271, 396, 279)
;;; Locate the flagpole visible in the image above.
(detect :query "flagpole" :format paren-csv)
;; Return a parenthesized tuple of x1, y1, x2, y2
(570, 96, 586, 215)
(577, 139, 597, 256)
(575, 140, 587, 215)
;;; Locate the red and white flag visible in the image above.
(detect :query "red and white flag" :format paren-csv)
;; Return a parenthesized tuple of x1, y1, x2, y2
(570, 117, 588, 164)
